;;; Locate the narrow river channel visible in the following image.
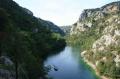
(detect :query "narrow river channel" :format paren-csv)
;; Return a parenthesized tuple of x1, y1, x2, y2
(44, 46, 99, 79)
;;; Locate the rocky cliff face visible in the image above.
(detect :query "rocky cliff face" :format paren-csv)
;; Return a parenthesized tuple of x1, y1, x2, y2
(69, 1, 120, 79)
(60, 26, 72, 35)
(70, 1, 120, 35)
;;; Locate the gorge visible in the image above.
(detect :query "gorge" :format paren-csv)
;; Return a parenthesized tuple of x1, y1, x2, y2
(0, 0, 120, 79)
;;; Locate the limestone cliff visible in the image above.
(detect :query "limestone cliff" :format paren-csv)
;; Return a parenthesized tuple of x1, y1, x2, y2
(70, 1, 120, 35)
(61, 26, 72, 35)
(68, 1, 120, 79)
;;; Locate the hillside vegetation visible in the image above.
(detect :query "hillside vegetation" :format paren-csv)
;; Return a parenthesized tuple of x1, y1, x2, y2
(0, 0, 66, 79)
(67, 1, 120, 79)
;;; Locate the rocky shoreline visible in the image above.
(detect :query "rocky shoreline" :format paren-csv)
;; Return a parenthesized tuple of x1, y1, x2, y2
(82, 57, 110, 79)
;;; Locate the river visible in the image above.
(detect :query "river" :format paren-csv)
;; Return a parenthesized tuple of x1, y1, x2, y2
(44, 46, 99, 79)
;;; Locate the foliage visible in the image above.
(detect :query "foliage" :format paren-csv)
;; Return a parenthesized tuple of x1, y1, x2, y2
(0, 0, 66, 79)
(67, 10, 120, 79)
(66, 24, 101, 51)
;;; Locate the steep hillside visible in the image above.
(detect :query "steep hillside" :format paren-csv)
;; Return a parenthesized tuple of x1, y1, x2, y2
(38, 19, 65, 36)
(0, 0, 66, 79)
(67, 1, 120, 79)
(60, 26, 72, 35)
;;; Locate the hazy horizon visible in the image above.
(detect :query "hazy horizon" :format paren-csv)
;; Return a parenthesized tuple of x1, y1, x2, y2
(13, 0, 118, 26)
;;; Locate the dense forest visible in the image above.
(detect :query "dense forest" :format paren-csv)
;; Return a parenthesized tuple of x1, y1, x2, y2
(0, 0, 66, 79)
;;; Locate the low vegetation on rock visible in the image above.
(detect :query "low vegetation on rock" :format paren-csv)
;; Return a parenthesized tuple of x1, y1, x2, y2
(67, 1, 120, 79)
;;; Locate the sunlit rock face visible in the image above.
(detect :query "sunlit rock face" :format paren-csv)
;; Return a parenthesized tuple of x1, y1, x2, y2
(70, 1, 120, 35)
(69, 1, 120, 78)
(70, 22, 90, 35)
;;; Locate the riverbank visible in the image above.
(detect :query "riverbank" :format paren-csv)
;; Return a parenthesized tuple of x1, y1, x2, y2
(82, 57, 110, 79)
(45, 46, 99, 79)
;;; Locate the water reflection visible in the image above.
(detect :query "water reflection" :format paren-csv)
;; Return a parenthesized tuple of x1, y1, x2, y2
(44, 46, 99, 79)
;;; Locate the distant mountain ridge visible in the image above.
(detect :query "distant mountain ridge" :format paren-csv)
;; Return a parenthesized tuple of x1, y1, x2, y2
(38, 18, 65, 35)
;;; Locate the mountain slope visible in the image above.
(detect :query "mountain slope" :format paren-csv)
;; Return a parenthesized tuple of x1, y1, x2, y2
(60, 26, 72, 35)
(67, 1, 120, 79)
(38, 19, 65, 35)
(0, 0, 66, 79)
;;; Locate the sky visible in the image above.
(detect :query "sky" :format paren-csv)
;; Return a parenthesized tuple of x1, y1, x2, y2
(13, 0, 118, 26)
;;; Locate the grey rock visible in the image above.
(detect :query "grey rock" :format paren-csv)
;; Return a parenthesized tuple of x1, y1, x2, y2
(0, 56, 13, 66)
(70, 1, 120, 35)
